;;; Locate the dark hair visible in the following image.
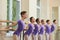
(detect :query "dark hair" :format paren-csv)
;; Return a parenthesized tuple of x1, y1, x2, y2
(36, 18, 39, 23)
(30, 17, 34, 22)
(53, 19, 56, 23)
(41, 19, 44, 23)
(46, 20, 50, 23)
(20, 11, 27, 17)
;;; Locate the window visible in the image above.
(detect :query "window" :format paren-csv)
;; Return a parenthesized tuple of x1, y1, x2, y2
(37, 0, 40, 7)
(12, 0, 17, 21)
(7, 0, 21, 25)
(37, 8, 40, 18)
(36, 0, 40, 18)
(7, 0, 17, 29)
(7, 0, 21, 36)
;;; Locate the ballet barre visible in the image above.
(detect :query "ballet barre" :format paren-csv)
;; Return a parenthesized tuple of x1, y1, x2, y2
(0, 20, 13, 23)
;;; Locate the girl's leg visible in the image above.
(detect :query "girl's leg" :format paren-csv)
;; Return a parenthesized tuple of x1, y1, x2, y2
(49, 33, 52, 40)
(46, 33, 49, 40)
(24, 35, 28, 40)
(13, 34, 20, 40)
(36, 34, 38, 40)
(38, 34, 43, 40)
(38, 35, 40, 40)
(29, 34, 32, 40)
(32, 34, 35, 40)
(32, 34, 38, 40)
(40, 35, 43, 40)
(13, 34, 17, 40)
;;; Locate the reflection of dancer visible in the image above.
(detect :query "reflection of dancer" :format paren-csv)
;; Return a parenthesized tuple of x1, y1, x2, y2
(38, 19, 45, 40)
(24, 17, 35, 40)
(7, 11, 27, 40)
(45, 20, 51, 40)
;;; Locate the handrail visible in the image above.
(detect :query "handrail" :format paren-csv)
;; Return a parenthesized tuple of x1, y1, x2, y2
(0, 28, 60, 31)
(0, 28, 27, 31)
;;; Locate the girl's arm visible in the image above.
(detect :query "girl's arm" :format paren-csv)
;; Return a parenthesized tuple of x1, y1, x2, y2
(6, 21, 17, 29)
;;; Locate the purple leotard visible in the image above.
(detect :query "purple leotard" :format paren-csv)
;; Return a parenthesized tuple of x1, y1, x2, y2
(45, 24, 51, 34)
(33, 24, 39, 35)
(13, 20, 25, 36)
(39, 25, 45, 35)
(24, 23, 34, 36)
(51, 23, 56, 32)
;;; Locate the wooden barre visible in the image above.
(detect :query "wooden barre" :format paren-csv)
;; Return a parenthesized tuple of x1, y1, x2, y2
(0, 28, 27, 31)
(0, 20, 14, 23)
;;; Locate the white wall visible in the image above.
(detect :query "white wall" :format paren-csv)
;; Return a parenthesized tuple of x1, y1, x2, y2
(0, 0, 7, 20)
(0, 0, 7, 26)
(40, 0, 47, 19)
(58, 7, 60, 26)
(40, 0, 52, 20)
(21, 0, 29, 17)
(29, 0, 37, 18)
(52, 0, 59, 7)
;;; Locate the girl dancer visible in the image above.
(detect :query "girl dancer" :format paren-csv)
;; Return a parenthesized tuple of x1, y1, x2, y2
(51, 19, 57, 33)
(7, 11, 28, 40)
(38, 19, 45, 40)
(45, 20, 51, 40)
(24, 17, 35, 40)
(32, 18, 40, 40)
